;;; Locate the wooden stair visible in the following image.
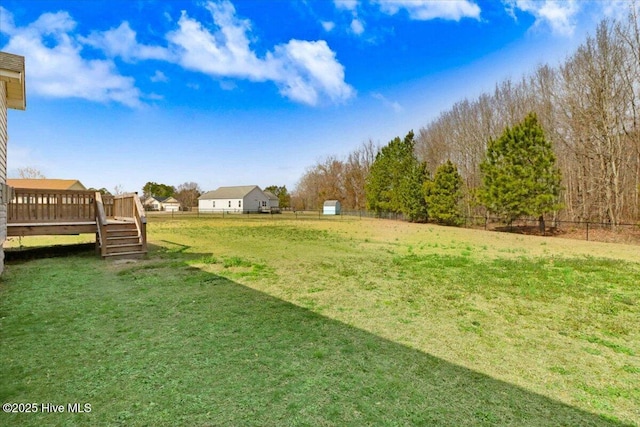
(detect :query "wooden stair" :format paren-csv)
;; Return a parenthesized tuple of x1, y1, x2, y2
(95, 192, 147, 260)
(102, 221, 146, 259)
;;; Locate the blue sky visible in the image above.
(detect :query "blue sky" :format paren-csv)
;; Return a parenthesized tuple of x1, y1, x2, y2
(0, 0, 624, 194)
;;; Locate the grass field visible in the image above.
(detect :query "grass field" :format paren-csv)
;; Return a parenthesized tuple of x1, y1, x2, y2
(1, 214, 639, 426)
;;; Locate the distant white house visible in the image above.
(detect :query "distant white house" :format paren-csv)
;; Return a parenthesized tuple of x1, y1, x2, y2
(144, 196, 181, 212)
(323, 200, 341, 215)
(263, 190, 281, 213)
(198, 185, 277, 213)
(160, 196, 181, 212)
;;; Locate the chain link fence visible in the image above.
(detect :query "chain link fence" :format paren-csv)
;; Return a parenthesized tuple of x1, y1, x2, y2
(148, 209, 640, 245)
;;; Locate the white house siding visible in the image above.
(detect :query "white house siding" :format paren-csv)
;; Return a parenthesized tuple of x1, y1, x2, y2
(244, 187, 269, 212)
(199, 198, 244, 213)
(198, 187, 270, 213)
(0, 82, 7, 275)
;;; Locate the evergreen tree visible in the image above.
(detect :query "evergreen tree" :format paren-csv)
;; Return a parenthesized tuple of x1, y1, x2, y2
(365, 131, 428, 221)
(400, 160, 429, 222)
(264, 185, 291, 209)
(424, 160, 464, 226)
(142, 182, 175, 199)
(478, 112, 562, 230)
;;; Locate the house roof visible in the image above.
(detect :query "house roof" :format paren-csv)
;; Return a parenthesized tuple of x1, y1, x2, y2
(199, 185, 261, 200)
(8, 179, 86, 191)
(146, 196, 180, 204)
(0, 51, 26, 110)
(263, 191, 278, 201)
(146, 196, 167, 203)
(324, 200, 340, 207)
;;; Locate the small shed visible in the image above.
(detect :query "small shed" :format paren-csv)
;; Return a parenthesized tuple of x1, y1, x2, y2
(323, 200, 341, 215)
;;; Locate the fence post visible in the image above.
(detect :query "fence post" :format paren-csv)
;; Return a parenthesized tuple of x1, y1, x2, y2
(586, 221, 589, 241)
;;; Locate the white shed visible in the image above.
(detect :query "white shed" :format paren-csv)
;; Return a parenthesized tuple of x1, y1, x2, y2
(198, 185, 270, 213)
(323, 200, 341, 215)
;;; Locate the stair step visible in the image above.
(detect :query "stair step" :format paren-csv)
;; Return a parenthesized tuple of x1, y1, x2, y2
(106, 236, 140, 245)
(103, 251, 147, 260)
(106, 243, 143, 254)
(106, 230, 139, 238)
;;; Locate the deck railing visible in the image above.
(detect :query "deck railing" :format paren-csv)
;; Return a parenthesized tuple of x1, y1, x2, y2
(94, 192, 109, 257)
(8, 188, 96, 223)
(7, 189, 147, 255)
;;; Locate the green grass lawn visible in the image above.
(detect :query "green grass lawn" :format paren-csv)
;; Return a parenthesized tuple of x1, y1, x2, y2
(1, 215, 639, 426)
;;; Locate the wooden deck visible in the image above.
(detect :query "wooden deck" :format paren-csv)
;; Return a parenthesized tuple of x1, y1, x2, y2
(7, 189, 147, 258)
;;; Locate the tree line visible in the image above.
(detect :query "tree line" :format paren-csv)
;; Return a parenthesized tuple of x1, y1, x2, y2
(293, 7, 640, 225)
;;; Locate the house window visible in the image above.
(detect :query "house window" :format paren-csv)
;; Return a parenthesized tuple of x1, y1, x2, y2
(238, 201, 242, 208)
(212, 201, 215, 208)
(228, 201, 231, 208)
(262, 201, 267, 207)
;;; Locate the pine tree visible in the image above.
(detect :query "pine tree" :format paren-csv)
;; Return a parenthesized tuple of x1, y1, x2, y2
(366, 131, 428, 221)
(401, 160, 429, 222)
(479, 112, 562, 230)
(424, 160, 464, 226)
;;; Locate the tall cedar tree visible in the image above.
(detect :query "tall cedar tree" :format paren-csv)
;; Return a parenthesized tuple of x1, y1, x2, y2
(264, 185, 291, 209)
(479, 113, 562, 230)
(366, 131, 428, 222)
(143, 182, 176, 199)
(424, 160, 464, 226)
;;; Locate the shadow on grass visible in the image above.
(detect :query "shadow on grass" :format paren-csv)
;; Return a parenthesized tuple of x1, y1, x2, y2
(0, 247, 631, 426)
(4, 242, 96, 262)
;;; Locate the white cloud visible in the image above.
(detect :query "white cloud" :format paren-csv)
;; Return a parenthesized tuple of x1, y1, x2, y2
(375, 0, 481, 21)
(334, 0, 359, 12)
(272, 40, 355, 105)
(321, 20, 336, 32)
(150, 70, 168, 83)
(81, 22, 170, 62)
(599, 1, 633, 20)
(0, 2, 354, 107)
(166, 1, 354, 106)
(0, 6, 16, 34)
(0, 7, 142, 107)
(372, 92, 403, 113)
(219, 80, 237, 91)
(166, 2, 272, 81)
(350, 18, 365, 35)
(504, 0, 579, 36)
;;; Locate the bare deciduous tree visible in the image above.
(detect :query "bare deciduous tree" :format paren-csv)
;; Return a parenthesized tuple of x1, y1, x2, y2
(175, 182, 202, 210)
(413, 5, 639, 224)
(16, 167, 45, 179)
